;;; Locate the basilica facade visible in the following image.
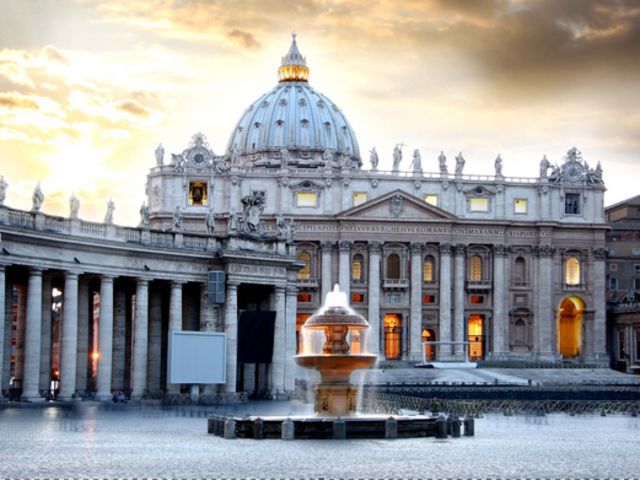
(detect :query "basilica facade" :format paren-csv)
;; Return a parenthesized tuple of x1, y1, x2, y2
(0, 35, 609, 402)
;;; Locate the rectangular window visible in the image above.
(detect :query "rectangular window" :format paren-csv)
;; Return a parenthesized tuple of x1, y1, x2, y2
(609, 278, 618, 290)
(297, 293, 312, 303)
(634, 264, 640, 273)
(351, 293, 365, 303)
(352, 192, 367, 207)
(424, 194, 438, 206)
(470, 295, 484, 304)
(469, 197, 489, 212)
(635, 278, 640, 290)
(565, 193, 581, 215)
(296, 192, 318, 207)
(423, 294, 436, 304)
(514, 199, 528, 214)
(188, 182, 207, 206)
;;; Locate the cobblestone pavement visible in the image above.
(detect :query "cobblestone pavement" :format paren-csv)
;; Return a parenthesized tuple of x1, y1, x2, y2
(0, 402, 639, 478)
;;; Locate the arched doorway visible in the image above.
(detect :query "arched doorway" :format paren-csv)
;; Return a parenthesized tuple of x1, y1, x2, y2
(383, 314, 402, 360)
(421, 329, 436, 361)
(557, 296, 585, 358)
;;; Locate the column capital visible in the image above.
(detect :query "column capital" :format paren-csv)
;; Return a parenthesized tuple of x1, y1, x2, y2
(286, 286, 298, 296)
(170, 279, 186, 287)
(593, 247, 608, 260)
(64, 270, 81, 280)
(29, 267, 43, 275)
(368, 241, 383, 253)
(410, 242, 422, 254)
(439, 242, 452, 255)
(454, 243, 466, 255)
(275, 285, 286, 294)
(227, 280, 240, 288)
(494, 244, 509, 256)
(338, 240, 351, 252)
(320, 241, 335, 252)
(136, 278, 151, 287)
(100, 274, 115, 282)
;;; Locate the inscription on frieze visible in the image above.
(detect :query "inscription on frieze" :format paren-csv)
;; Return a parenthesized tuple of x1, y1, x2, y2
(228, 263, 286, 278)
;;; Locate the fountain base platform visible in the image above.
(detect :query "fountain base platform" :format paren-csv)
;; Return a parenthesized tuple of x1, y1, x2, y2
(208, 414, 440, 439)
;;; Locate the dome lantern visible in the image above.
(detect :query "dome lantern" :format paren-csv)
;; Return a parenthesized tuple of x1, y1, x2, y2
(278, 32, 309, 82)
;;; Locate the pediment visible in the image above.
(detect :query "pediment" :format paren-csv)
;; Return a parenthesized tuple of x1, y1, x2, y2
(337, 190, 457, 221)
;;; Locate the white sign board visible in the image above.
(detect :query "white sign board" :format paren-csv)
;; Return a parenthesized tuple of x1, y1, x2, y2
(168, 331, 226, 384)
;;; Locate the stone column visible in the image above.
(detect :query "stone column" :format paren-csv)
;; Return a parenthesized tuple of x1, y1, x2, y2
(167, 281, 183, 394)
(338, 241, 351, 299)
(592, 247, 608, 364)
(536, 246, 555, 360)
(367, 242, 382, 356)
(438, 243, 452, 359)
(75, 276, 89, 393)
(224, 282, 238, 393)
(453, 244, 466, 359)
(111, 286, 127, 392)
(284, 286, 297, 392)
(59, 271, 79, 400)
(131, 279, 149, 399)
(22, 268, 43, 401)
(0, 265, 5, 398)
(409, 242, 423, 361)
(147, 284, 163, 395)
(492, 245, 508, 357)
(270, 286, 286, 396)
(39, 274, 52, 392)
(96, 275, 114, 401)
(320, 241, 334, 302)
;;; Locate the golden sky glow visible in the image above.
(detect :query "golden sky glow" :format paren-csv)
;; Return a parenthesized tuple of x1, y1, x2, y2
(1, 0, 639, 225)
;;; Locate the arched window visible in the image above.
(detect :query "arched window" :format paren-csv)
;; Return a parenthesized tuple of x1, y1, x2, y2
(387, 253, 400, 279)
(297, 251, 311, 280)
(514, 257, 526, 284)
(422, 329, 436, 360)
(352, 254, 364, 281)
(423, 255, 435, 282)
(469, 255, 483, 281)
(565, 257, 580, 286)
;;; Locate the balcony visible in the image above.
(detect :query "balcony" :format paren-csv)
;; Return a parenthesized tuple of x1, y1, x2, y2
(296, 277, 319, 288)
(383, 278, 409, 289)
(465, 280, 491, 290)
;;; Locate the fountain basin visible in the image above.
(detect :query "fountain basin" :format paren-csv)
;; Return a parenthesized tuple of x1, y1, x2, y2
(294, 354, 377, 383)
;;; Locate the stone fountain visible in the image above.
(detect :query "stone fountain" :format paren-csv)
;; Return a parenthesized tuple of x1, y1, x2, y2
(208, 285, 455, 439)
(294, 285, 377, 416)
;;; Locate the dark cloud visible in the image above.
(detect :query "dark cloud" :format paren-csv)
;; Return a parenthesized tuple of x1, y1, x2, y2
(0, 92, 39, 109)
(227, 29, 261, 50)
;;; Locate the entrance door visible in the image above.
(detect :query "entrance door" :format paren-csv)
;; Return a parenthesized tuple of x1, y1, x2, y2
(467, 315, 485, 361)
(558, 297, 584, 357)
(422, 329, 436, 361)
(383, 314, 402, 360)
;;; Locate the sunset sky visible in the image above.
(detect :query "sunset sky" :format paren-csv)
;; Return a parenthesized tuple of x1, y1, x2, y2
(1, 0, 639, 225)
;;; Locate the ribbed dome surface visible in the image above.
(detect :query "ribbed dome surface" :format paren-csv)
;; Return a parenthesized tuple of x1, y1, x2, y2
(227, 82, 360, 160)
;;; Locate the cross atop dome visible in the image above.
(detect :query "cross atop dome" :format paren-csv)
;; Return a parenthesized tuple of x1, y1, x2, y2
(278, 32, 309, 82)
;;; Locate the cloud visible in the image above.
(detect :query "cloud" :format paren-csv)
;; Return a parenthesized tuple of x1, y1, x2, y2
(0, 63, 35, 88)
(117, 99, 150, 117)
(227, 29, 261, 50)
(0, 91, 39, 109)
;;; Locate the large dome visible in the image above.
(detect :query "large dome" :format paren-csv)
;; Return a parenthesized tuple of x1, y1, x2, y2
(226, 34, 361, 169)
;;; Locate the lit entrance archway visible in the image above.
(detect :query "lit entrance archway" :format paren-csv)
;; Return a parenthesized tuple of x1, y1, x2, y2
(468, 315, 485, 361)
(383, 314, 402, 360)
(558, 296, 585, 358)
(422, 329, 436, 361)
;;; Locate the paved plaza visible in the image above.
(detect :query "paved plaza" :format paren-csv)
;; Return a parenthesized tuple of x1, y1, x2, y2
(0, 401, 639, 478)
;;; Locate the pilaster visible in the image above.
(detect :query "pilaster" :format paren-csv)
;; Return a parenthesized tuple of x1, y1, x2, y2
(536, 246, 555, 360)
(453, 244, 466, 359)
(320, 241, 335, 302)
(270, 286, 286, 396)
(409, 242, 423, 360)
(224, 282, 239, 393)
(338, 240, 351, 299)
(438, 243, 452, 359)
(592, 247, 608, 364)
(367, 241, 382, 355)
(492, 245, 508, 357)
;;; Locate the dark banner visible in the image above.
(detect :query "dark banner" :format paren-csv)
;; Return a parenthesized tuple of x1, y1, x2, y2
(237, 310, 276, 364)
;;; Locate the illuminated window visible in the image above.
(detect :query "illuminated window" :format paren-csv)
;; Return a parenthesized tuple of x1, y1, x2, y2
(351, 293, 365, 303)
(422, 329, 436, 360)
(514, 199, 527, 214)
(188, 182, 207, 206)
(352, 192, 367, 206)
(565, 193, 580, 215)
(565, 257, 581, 285)
(296, 192, 318, 207)
(297, 251, 311, 280)
(423, 294, 436, 304)
(423, 255, 435, 282)
(352, 254, 364, 281)
(469, 197, 489, 212)
(386, 253, 400, 279)
(469, 255, 483, 281)
(424, 194, 438, 206)
(470, 295, 484, 304)
(297, 293, 312, 302)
